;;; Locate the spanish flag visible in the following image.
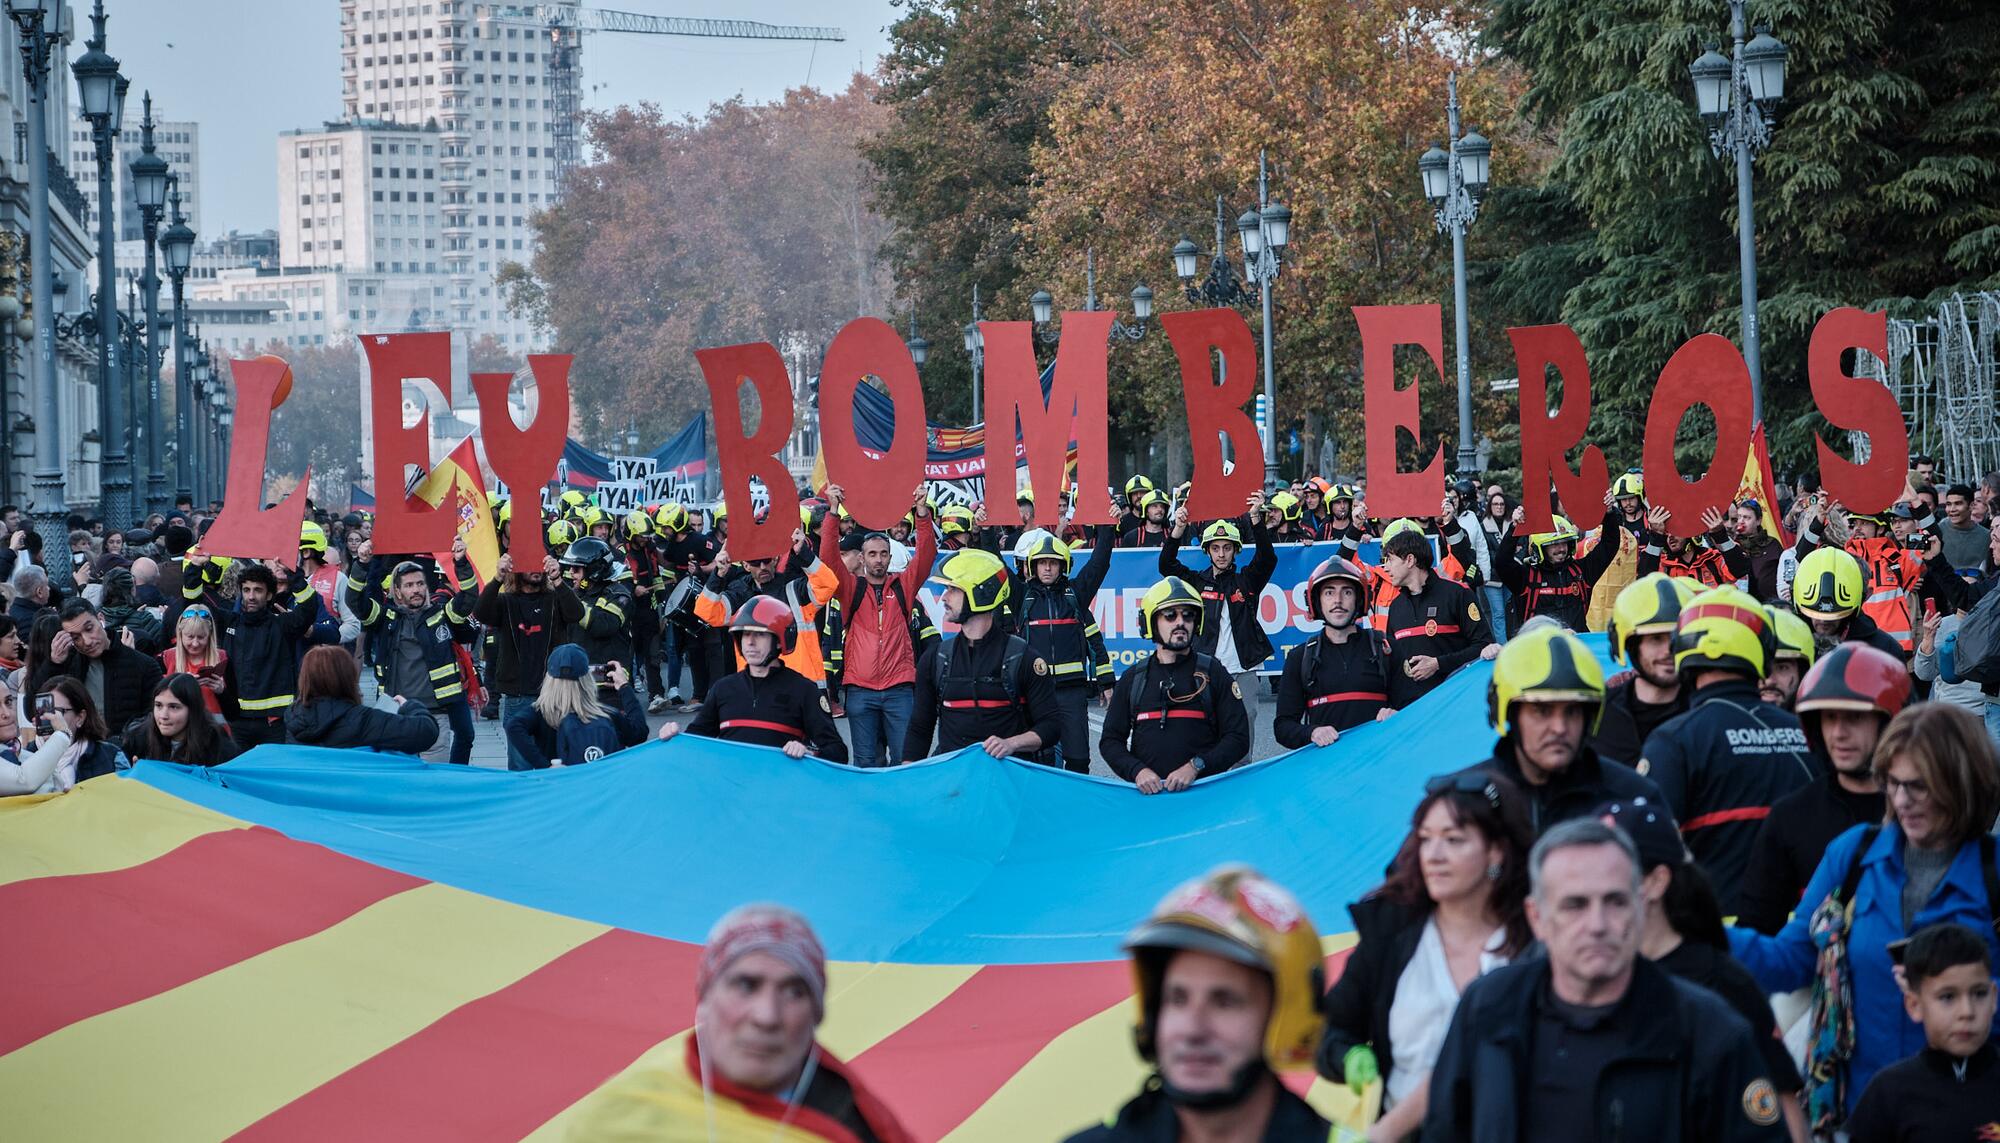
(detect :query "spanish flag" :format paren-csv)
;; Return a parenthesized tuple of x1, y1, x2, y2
(411, 435, 501, 586)
(1737, 423, 1792, 547)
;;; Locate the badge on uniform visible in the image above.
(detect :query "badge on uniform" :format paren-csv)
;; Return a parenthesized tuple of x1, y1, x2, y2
(1636, 758, 1650, 776)
(1424, 618, 1438, 636)
(1230, 680, 1242, 699)
(819, 694, 831, 713)
(1033, 658, 1048, 676)
(1468, 601, 1481, 621)
(1740, 1079, 1779, 1126)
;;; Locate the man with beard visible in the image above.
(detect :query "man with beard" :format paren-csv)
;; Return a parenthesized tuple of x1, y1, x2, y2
(1119, 475, 1157, 533)
(1378, 524, 1496, 709)
(1493, 492, 1625, 634)
(1590, 574, 1695, 767)
(1101, 577, 1251, 794)
(1273, 557, 1392, 747)
(1638, 586, 1817, 913)
(1730, 498, 1784, 599)
(348, 553, 481, 765)
(901, 548, 1061, 763)
(1118, 490, 1173, 549)
(185, 554, 323, 748)
(1792, 490, 1962, 654)
(1440, 623, 1660, 836)
(693, 526, 838, 683)
(1161, 496, 1277, 744)
(475, 549, 583, 770)
(1759, 607, 1816, 710)
(659, 596, 847, 761)
(1066, 867, 1331, 1142)
(1637, 505, 1750, 587)
(1424, 820, 1787, 1142)
(1734, 643, 1906, 935)
(1586, 470, 1650, 631)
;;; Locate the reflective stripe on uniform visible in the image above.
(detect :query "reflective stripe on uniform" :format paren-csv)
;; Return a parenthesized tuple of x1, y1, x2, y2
(1135, 709, 1210, 721)
(1682, 806, 1770, 832)
(719, 718, 804, 737)
(1307, 691, 1387, 707)
(1391, 624, 1460, 639)
(942, 699, 1012, 710)
(238, 693, 295, 712)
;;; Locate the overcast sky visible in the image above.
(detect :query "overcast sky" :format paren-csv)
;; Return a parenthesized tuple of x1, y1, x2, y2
(88, 0, 899, 234)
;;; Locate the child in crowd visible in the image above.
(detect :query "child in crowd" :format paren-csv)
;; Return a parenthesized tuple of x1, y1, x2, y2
(1845, 921, 2000, 1142)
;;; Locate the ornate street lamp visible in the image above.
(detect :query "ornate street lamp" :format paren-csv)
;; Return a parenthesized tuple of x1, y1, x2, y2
(1417, 72, 1492, 477)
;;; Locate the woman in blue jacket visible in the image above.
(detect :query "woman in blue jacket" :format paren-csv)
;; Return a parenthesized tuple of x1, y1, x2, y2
(1730, 702, 2000, 1123)
(504, 643, 647, 768)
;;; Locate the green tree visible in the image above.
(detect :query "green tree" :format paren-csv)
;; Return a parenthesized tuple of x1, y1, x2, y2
(262, 337, 364, 486)
(1485, 0, 2000, 475)
(864, 0, 1097, 425)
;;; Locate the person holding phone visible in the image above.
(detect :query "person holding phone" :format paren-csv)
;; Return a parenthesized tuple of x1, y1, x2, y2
(0, 680, 65, 795)
(160, 605, 227, 722)
(504, 643, 647, 769)
(12, 678, 125, 791)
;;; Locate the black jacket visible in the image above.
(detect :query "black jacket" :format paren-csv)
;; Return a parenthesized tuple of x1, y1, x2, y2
(472, 580, 585, 696)
(119, 720, 244, 767)
(1063, 1075, 1329, 1142)
(1488, 507, 1623, 632)
(1444, 739, 1663, 837)
(1735, 769, 1887, 935)
(504, 682, 648, 768)
(1273, 629, 1391, 746)
(1638, 677, 1818, 913)
(1421, 957, 1787, 1143)
(1588, 674, 1688, 767)
(30, 640, 165, 740)
(558, 581, 634, 668)
(1382, 571, 1494, 708)
(904, 629, 1063, 761)
(284, 695, 442, 755)
(686, 662, 847, 762)
(1099, 651, 1251, 783)
(1316, 897, 1436, 1091)
(1159, 524, 1278, 670)
(1845, 1042, 2000, 1143)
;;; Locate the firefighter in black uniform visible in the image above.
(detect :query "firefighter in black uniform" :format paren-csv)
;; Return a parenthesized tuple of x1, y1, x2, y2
(903, 548, 1063, 761)
(1490, 490, 1624, 632)
(1590, 572, 1695, 766)
(1378, 524, 1496, 708)
(1273, 556, 1391, 747)
(1434, 625, 1663, 836)
(621, 509, 672, 712)
(553, 536, 634, 668)
(659, 596, 847, 761)
(1101, 577, 1251, 794)
(1001, 529, 1114, 772)
(1638, 584, 1818, 914)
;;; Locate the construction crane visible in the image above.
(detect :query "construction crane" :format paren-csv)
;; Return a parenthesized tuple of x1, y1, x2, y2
(476, 4, 846, 190)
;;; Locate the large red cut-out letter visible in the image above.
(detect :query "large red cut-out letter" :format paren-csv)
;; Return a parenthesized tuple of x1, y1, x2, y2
(696, 341, 797, 562)
(364, 332, 456, 555)
(1808, 308, 1907, 516)
(981, 311, 1112, 528)
(1510, 324, 1609, 535)
(1164, 308, 1263, 522)
(1356, 305, 1446, 521)
(1641, 334, 1755, 539)
(473, 353, 571, 570)
(204, 356, 311, 562)
(819, 317, 926, 531)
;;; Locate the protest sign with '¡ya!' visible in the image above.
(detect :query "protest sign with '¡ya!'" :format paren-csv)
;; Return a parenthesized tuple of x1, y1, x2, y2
(202, 305, 1908, 564)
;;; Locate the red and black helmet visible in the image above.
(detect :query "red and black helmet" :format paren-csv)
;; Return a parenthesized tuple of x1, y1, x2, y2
(728, 595, 798, 656)
(1303, 557, 1369, 625)
(1794, 642, 1911, 753)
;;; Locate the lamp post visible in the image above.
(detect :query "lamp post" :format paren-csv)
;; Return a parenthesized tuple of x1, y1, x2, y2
(1171, 149, 1291, 489)
(1690, 2, 1787, 424)
(131, 93, 169, 516)
(961, 284, 983, 423)
(1418, 73, 1491, 478)
(73, 0, 129, 525)
(8, 0, 65, 548)
(160, 179, 194, 503)
(1029, 248, 1152, 345)
(903, 313, 929, 370)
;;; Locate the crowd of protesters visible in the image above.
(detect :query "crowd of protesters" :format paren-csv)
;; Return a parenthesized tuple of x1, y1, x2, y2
(3, 458, 2000, 1139)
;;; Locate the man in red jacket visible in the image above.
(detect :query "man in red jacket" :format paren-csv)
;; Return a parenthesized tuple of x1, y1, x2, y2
(818, 482, 935, 767)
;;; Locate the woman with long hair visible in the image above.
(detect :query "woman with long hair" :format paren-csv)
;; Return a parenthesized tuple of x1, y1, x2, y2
(284, 644, 440, 755)
(160, 604, 227, 719)
(1317, 772, 1534, 1141)
(10, 611, 59, 717)
(0, 615, 22, 676)
(18, 676, 125, 790)
(0, 678, 62, 795)
(122, 673, 240, 767)
(1733, 703, 2000, 1131)
(1477, 488, 1514, 642)
(504, 643, 646, 769)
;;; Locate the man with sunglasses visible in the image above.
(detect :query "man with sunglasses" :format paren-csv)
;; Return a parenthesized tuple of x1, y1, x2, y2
(1100, 577, 1250, 794)
(693, 525, 838, 684)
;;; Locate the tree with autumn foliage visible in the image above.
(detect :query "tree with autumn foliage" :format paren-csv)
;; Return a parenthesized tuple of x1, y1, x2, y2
(501, 74, 894, 444)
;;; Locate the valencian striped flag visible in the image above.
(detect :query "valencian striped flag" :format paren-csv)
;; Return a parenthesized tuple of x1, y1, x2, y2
(0, 631, 1584, 1137)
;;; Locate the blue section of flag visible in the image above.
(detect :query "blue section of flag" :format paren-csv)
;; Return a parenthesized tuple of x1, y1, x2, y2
(125, 634, 1612, 965)
(648, 413, 707, 478)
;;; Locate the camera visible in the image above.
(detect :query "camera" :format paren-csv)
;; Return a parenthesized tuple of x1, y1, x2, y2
(588, 663, 612, 685)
